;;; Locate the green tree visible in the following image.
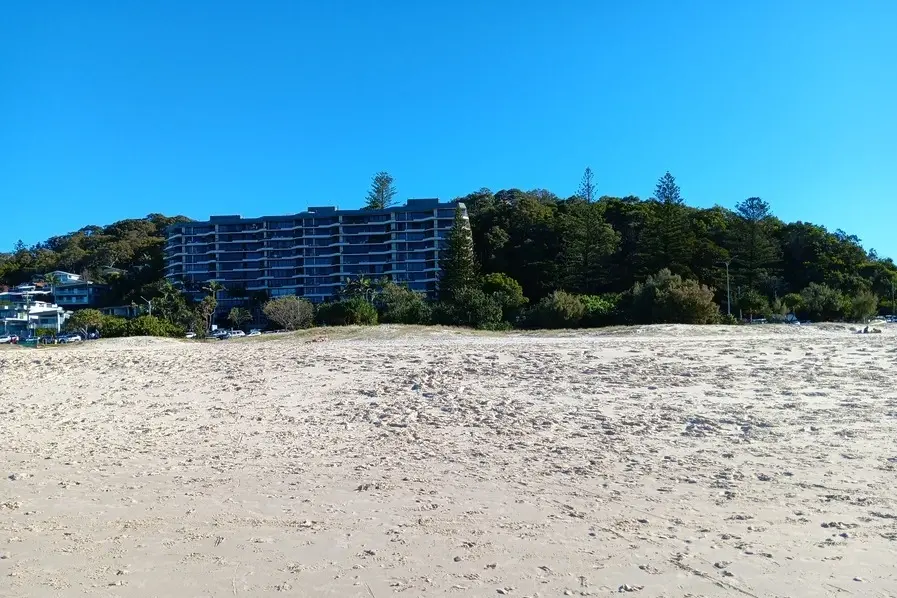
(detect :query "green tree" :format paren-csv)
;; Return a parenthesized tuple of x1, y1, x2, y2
(851, 290, 878, 322)
(365, 171, 397, 210)
(197, 296, 217, 334)
(636, 173, 695, 278)
(481, 273, 528, 321)
(558, 201, 620, 294)
(377, 282, 431, 324)
(126, 315, 184, 337)
(148, 279, 192, 327)
(731, 197, 780, 290)
(316, 298, 378, 326)
(782, 293, 804, 314)
(630, 269, 719, 324)
(439, 206, 478, 299)
(577, 167, 597, 202)
(228, 307, 252, 330)
(200, 280, 224, 331)
(524, 290, 585, 329)
(654, 171, 684, 205)
(736, 288, 769, 322)
(431, 288, 503, 329)
(339, 276, 378, 302)
(65, 308, 105, 337)
(44, 272, 62, 298)
(799, 283, 848, 321)
(262, 296, 315, 330)
(580, 294, 622, 327)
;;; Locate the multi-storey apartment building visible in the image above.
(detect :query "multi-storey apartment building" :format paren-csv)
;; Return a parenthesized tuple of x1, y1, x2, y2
(163, 199, 466, 306)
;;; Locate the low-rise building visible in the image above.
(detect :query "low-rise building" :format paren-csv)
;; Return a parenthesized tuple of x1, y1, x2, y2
(53, 281, 109, 308)
(101, 304, 141, 318)
(0, 298, 70, 336)
(46, 271, 83, 284)
(44, 272, 109, 309)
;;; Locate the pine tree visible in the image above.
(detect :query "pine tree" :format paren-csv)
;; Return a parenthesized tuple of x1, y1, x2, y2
(636, 172, 694, 277)
(732, 196, 780, 290)
(577, 167, 597, 202)
(654, 171, 683, 205)
(560, 201, 620, 293)
(365, 171, 397, 210)
(438, 206, 478, 299)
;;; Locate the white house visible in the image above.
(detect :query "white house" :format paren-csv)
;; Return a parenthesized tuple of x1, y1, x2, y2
(47, 271, 82, 284)
(0, 299, 70, 335)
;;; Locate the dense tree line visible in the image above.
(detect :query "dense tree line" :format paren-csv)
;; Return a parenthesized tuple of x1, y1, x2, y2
(3, 170, 896, 335)
(457, 171, 897, 322)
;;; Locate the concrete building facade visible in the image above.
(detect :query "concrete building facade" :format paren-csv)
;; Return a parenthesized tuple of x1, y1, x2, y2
(163, 199, 465, 305)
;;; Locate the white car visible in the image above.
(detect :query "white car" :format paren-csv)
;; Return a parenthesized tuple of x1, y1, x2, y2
(0, 335, 11, 344)
(247, 329, 261, 337)
(228, 330, 246, 338)
(185, 331, 196, 339)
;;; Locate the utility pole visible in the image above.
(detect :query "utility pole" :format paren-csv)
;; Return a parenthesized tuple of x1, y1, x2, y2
(140, 296, 153, 317)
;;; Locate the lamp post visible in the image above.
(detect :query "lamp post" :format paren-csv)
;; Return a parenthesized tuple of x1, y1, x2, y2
(140, 296, 153, 317)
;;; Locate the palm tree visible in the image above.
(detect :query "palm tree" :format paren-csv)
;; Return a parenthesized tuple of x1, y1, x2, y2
(201, 280, 224, 331)
(44, 273, 61, 301)
(203, 280, 224, 296)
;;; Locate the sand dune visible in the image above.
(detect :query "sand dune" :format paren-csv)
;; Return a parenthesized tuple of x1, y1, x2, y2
(2, 325, 896, 597)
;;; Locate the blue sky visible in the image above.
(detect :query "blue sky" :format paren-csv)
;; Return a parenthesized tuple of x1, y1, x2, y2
(3, 1, 896, 256)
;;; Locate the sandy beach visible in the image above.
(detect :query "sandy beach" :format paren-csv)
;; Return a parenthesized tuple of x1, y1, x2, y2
(2, 325, 896, 597)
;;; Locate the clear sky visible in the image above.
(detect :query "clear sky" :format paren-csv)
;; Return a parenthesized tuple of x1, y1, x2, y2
(3, 1, 895, 256)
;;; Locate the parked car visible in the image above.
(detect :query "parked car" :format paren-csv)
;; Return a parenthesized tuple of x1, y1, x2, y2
(229, 330, 246, 338)
(60, 334, 82, 343)
(247, 329, 261, 337)
(185, 331, 196, 339)
(0, 335, 11, 344)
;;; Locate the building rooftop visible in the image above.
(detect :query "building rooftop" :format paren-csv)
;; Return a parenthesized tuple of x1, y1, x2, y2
(168, 198, 458, 231)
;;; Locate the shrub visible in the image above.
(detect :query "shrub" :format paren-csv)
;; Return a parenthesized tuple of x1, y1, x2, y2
(316, 298, 378, 326)
(851, 290, 879, 322)
(579, 293, 622, 327)
(630, 269, 719, 324)
(377, 282, 431, 324)
(429, 288, 503, 329)
(227, 306, 252, 330)
(480, 273, 527, 320)
(126, 315, 185, 337)
(100, 316, 130, 338)
(736, 289, 770, 321)
(718, 313, 739, 325)
(428, 301, 457, 326)
(262, 296, 314, 330)
(65, 308, 105, 336)
(524, 290, 585, 329)
(798, 283, 848, 321)
(454, 287, 503, 328)
(782, 293, 803, 313)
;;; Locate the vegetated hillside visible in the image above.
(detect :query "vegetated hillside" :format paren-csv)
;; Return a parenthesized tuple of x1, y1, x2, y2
(0, 213, 191, 305)
(459, 178, 896, 316)
(3, 172, 895, 320)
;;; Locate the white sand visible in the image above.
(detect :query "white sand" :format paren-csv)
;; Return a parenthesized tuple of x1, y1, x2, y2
(2, 325, 896, 597)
